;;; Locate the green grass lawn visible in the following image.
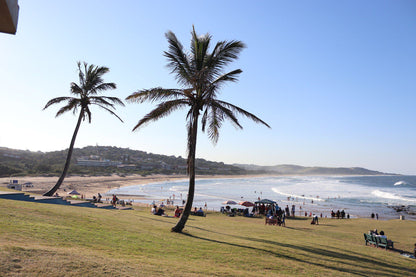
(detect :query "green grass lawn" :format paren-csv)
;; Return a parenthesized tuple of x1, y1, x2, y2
(0, 198, 415, 276)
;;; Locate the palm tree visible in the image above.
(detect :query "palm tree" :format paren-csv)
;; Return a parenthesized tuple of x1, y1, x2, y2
(43, 62, 124, 196)
(126, 26, 270, 233)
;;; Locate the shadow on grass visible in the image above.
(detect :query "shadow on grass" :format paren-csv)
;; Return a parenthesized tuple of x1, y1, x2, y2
(179, 228, 414, 277)
(287, 216, 310, 221)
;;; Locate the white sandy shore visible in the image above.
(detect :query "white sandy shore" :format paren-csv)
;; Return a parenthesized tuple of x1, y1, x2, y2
(0, 174, 262, 202)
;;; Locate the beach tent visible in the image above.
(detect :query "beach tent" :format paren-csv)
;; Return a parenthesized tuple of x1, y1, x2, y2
(254, 199, 279, 214)
(68, 190, 80, 195)
(255, 199, 276, 205)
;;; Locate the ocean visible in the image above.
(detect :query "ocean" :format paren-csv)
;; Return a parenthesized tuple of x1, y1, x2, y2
(106, 175, 416, 220)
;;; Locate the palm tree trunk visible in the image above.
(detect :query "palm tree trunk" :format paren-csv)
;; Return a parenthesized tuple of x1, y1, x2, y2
(171, 110, 199, 233)
(43, 111, 83, 196)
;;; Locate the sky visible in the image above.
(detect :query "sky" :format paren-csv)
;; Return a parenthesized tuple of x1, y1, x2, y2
(1, 1, 415, 174)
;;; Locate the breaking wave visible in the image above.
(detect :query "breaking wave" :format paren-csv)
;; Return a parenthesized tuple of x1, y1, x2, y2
(371, 189, 414, 203)
(272, 188, 324, 202)
(394, 181, 409, 186)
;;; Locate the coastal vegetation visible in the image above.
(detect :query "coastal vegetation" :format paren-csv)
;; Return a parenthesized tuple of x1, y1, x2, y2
(126, 26, 270, 232)
(0, 198, 415, 276)
(41, 62, 124, 196)
(0, 146, 245, 177)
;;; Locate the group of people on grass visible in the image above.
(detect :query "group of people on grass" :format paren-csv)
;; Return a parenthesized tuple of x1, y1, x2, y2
(152, 205, 205, 218)
(190, 207, 205, 216)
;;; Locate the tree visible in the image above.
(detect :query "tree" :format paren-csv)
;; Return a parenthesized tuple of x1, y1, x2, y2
(126, 27, 270, 233)
(43, 62, 124, 196)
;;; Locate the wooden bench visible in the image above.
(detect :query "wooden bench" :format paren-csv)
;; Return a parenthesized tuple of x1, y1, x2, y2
(265, 218, 278, 225)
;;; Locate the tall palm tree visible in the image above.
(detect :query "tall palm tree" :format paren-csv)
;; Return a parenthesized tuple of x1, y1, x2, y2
(126, 26, 270, 233)
(43, 62, 124, 196)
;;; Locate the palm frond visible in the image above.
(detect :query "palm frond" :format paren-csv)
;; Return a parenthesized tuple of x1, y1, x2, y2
(216, 100, 271, 128)
(77, 61, 86, 88)
(95, 104, 124, 122)
(190, 26, 211, 72)
(89, 97, 115, 109)
(202, 106, 224, 144)
(164, 31, 192, 87)
(94, 66, 110, 77)
(203, 69, 243, 100)
(205, 40, 246, 80)
(91, 82, 117, 94)
(126, 88, 186, 104)
(91, 96, 125, 107)
(43, 97, 74, 110)
(212, 69, 243, 85)
(55, 98, 80, 117)
(209, 101, 242, 130)
(132, 99, 188, 131)
(70, 82, 83, 96)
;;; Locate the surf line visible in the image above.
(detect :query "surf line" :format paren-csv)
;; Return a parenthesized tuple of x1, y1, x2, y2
(272, 188, 324, 202)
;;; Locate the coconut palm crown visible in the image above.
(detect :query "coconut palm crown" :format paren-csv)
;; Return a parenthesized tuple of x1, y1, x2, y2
(126, 27, 270, 232)
(43, 62, 124, 196)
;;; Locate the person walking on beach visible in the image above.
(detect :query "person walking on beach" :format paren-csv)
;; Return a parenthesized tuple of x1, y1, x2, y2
(112, 194, 117, 207)
(291, 205, 295, 217)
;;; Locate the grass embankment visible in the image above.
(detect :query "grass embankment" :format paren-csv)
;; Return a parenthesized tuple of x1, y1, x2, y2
(0, 199, 415, 276)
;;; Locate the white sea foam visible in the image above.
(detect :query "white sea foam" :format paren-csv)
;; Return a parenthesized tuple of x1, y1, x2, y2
(272, 188, 324, 202)
(371, 189, 415, 203)
(106, 175, 416, 219)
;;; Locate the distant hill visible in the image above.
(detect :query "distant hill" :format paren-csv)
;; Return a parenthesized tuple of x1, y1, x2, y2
(0, 146, 391, 177)
(0, 146, 245, 177)
(233, 164, 389, 175)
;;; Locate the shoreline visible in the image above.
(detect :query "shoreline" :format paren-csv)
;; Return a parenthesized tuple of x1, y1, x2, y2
(1, 174, 414, 220)
(0, 173, 264, 199)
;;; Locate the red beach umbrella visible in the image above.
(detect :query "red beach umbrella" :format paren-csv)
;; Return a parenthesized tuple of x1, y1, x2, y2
(239, 201, 255, 207)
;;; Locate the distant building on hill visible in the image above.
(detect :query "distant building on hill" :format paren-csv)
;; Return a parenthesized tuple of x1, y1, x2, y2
(76, 156, 121, 167)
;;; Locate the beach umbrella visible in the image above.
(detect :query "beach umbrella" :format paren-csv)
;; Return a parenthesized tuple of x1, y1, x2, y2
(222, 200, 237, 205)
(239, 201, 255, 207)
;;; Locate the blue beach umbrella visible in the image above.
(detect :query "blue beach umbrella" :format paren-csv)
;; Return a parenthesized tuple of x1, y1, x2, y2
(222, 200, 237, 205)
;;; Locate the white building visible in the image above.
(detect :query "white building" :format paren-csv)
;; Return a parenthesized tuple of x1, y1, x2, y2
(7, 180, 22, 190)
(76, 158, 122, 167)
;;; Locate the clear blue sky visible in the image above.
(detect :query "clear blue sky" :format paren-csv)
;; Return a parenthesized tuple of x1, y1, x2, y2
(1, 0, 415, 174)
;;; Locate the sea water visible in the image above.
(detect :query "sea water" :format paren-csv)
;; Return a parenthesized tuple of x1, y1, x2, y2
(106, 175, 416, 220)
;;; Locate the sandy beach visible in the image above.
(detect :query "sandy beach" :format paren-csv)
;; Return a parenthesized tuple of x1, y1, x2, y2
(0, 174, 185, 198)
(0, 174, 254, 203)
